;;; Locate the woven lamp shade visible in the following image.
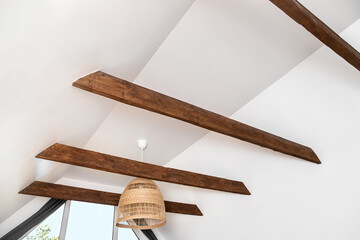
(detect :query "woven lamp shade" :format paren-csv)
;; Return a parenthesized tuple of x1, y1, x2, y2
(116, 178, 166, 229)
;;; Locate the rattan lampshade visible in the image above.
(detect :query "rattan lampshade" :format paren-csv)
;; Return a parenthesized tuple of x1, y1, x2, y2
(116, 178, 166, 229)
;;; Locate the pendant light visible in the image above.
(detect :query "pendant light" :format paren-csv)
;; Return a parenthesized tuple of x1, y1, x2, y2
(116, 139, 166, 229)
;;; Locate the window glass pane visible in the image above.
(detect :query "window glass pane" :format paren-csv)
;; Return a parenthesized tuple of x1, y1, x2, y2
(117, 227, 139, 240)
(66, 201, 113, 240)
(24, 204, 64, 240)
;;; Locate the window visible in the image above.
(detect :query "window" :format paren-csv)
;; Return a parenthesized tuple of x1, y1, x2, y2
(117, 224, 139, 240)
(65, 201, 114, 240)
(23, 205, 64, 240)
(21, 200, 140, 240)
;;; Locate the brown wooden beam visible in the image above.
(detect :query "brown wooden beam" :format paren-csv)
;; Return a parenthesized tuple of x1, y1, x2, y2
(269, 0, 360, 71)
(73, 71, 320, 164)
(19, 181, 203, 216)
(36, 143, 251, 195)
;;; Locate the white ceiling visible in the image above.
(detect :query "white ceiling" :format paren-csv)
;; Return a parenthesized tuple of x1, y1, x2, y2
(155, 20, 360, 239)
(0, 0, 359, 236)
(64, 0, 360, 181)
(65, 19, 360, 240)
(0, 0, 195, 226)
(85, 103, 207, 166)
(135, 0, 360, 115)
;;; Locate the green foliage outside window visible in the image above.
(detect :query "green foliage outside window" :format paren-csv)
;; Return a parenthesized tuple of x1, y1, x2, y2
(26, 225, 59, 240)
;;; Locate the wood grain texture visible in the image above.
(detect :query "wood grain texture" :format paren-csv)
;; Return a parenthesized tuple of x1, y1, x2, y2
(73, 71, 321, 164)
(269, 0, 360, 71)
(19, 181, 203, 216)
(36, 143, 251, 195)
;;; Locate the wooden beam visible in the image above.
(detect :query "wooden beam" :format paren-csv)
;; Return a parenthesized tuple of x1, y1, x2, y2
(73, 71, 320, 164)
(269, 0, 360, 71)
(36, 143, 251, 195)
(19, 181, 203, 216)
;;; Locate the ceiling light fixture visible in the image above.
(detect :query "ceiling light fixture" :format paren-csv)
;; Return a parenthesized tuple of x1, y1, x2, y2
(116, 139, 166, 229)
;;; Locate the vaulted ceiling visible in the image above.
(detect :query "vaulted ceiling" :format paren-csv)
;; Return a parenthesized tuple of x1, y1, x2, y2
(0, 0, 359, 237)
(0, 0, 196, 225)
(64, 0, 359, 181)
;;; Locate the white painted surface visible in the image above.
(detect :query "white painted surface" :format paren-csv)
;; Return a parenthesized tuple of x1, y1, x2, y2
(0, 197, 49, 237)
(0, 0, 359, 238)
(300, 0, 360, 32)
(154, 20, 360, 240)
(63, 0, 360, 189)
(72, 103, 207, 166)
(0, 0, 195, 231)
(135, 0, 360, 115)
(62, 103, 207, 191)
(59, 201, 71, 240)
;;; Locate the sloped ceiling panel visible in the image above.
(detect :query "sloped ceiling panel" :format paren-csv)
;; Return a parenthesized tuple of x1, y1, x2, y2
(0, 0, 195, 226)
(156, 20, 360, 240)
(135, 0, 360, 116)
(65, 0, 360, 187)
(1, 0, 359, 235)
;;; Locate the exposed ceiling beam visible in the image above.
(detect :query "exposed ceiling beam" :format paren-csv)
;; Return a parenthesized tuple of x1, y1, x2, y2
(73, 71, 320, 164)
(19, 181, 203, 216)
(269, 0, 360, 71)
(36, 143, 251, 195)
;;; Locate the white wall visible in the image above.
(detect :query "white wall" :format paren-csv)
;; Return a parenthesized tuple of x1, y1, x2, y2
(154, 19, 360, 240)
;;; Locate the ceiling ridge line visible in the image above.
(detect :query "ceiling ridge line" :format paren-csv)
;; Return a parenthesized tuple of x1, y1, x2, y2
(79, 1, 200, 159)
(132, 0, 199, 83)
